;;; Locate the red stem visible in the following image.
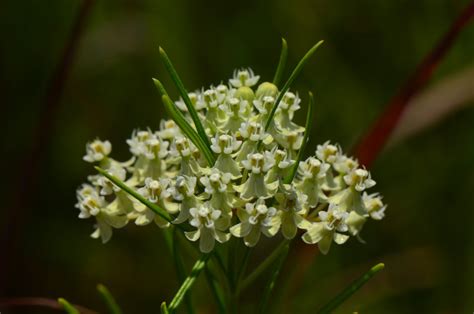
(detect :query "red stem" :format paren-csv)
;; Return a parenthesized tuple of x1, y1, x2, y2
(0, 297, 98, 313)
(0, 0, 96, 293)
(353, 0, 474, 167)
(288, 0, 474, 303)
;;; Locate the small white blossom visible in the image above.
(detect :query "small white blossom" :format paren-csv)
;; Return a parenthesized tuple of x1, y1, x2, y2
(276, 186, 311, 239)
(296, 157, 330, 207)
(316, 141, 340, 164)
(229, 68, 260, 88)
(83, 139, 112, 163)
(185, 203, 230, 253)
(230, 198, 281, 247)
(302, 204, 350, 254)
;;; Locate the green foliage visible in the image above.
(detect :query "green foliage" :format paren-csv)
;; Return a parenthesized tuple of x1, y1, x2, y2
(97, 284, 123, 314)
(57, 298, 79, 314)
(317, 263, 385, 313)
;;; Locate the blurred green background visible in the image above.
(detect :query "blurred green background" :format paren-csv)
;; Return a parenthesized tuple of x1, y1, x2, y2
(1, 0, 474, 313)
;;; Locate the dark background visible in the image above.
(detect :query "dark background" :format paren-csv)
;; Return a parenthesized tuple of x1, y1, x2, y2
(1, 0, 474, 313)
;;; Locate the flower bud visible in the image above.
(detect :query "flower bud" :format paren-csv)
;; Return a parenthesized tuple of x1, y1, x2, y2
(256, 82, 278, 99)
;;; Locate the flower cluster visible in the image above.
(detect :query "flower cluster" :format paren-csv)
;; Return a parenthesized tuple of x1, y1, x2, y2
(76, 69, 386, 254)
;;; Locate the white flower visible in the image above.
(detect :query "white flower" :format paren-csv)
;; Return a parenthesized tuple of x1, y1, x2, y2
(253, 96, 275, 116)
(364, 193, 386, 220)
(315, 141, 340, 164)
(135, 177, 175, 227)
(127, 130, 152, 156)
(77, 66, 386, 254)
(333, 154, 359, 174)
(185, 203, 230, 253)
(158, 120, 181, 140)
(76, 184, 104, 218)
(296, 157, 330, 207)
(275, 130, 304, 154)
(276, 186, 311, 239)
(220, 98, 251, 132)
(237, 152, 278, 200)
(229, 68, 260, 88)
(200, 169, 236, 213)
(275, 92, 304, 132)
(344, 193, 386, 239)
(138, 177, 171, 203)
(97, 165, 127, 195)
(230, 198, 281, 247)
(83, 139, 112, 163)
(169, 176, 199, 224)
(266, 148, 295, 184)
(343, 168, 376, 192)
(211, 134, 242, 155)
(302, 204, 350, 254)
(212, 134, 242, 179)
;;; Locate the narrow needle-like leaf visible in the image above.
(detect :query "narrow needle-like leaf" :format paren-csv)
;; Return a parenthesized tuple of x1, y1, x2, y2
(239, 240, 289, 292)
(97, 284, 122, 314)
(159, 47, 211, 148)
(168, 254, 211, 312)
(205, 266, 227, 314)
(152, 78, 216, 166)
(259, 243, 289, 314)
(284, 91, 314, 184)
(57, 298, 80, 314)
(171, 229, 195, 314)
(272, 38, 288, 87)
(265, 40, 324, 132)
(161, 302, 170, 314)
(94, 166, 176, 226)
(317, 263, 385, 314)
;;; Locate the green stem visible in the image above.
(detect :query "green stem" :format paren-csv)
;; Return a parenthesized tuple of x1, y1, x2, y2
(240, 240, 289, 292)
(205, 266, 227, 314)
(272, 38, 288, 87)
(258, 242, 290, 314)
(168, 254, 211, 312)
(236, 247, 252, 287)
(317, 263, 385, 314)
(170, 229, 195, 314)
(97, 284, 122, 314)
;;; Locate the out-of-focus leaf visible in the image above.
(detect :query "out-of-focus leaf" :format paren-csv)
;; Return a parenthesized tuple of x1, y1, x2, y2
(317, 263, 384, 314)
(389, 66, 474, 145)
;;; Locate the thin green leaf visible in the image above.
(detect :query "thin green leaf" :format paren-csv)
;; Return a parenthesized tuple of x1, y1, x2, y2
(259, 242, 290, 314)
(57, 298, 80, 314)
(317, 263, 385, 314)
(284, 91, 314, 184)
(264, 40, 324, 132)
(236, 246, 252, 287)
(97, 284, 122, 314)
(272, 38, 288, 87)
(239, 240, 289, 292)
(168, 254, 211, 312)
(152, 78, 216, 166)
(171, 229, 195, 314)
(205, 266, 227, 314)
(158, 47, 211, 148)
(94, 166, 176, 226)
(161, 302, 170, 314)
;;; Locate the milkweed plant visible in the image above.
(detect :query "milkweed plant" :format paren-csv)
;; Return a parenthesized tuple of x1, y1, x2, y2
(73, 39, 386, 314)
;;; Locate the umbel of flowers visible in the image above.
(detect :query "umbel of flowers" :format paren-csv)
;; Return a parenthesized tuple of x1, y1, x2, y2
(76, 43, 386, 256)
